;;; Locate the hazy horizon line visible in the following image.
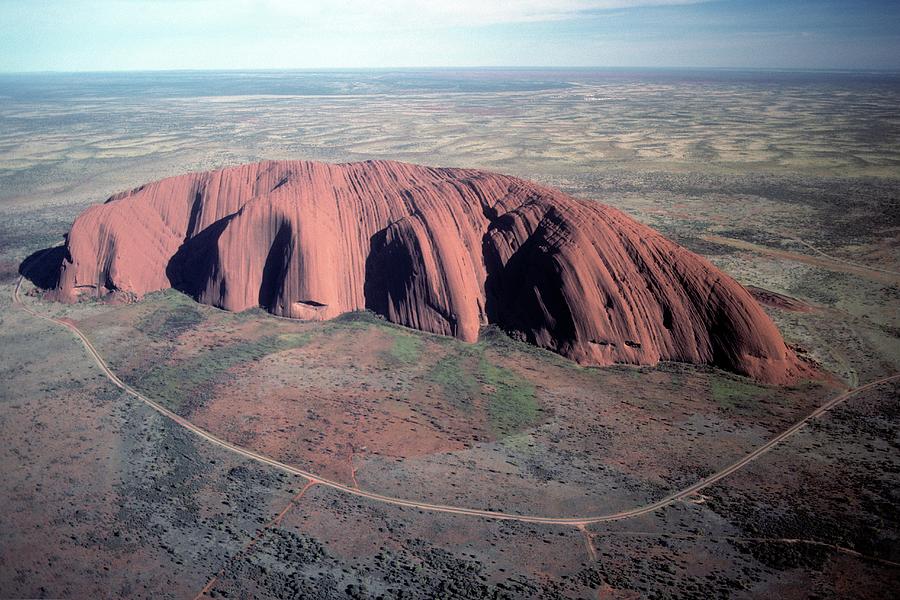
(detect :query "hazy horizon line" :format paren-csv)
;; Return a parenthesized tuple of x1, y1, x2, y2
(3, 65, 900, 76)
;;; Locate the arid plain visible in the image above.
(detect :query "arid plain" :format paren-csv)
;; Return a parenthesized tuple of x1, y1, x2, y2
(1, 70, 898, 598)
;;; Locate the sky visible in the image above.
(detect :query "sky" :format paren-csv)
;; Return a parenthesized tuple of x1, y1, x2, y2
(1, 0, 898, 72)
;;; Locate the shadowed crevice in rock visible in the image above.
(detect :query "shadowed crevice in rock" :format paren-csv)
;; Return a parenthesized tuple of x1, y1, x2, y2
(19, 245, 67, 289)
(259, 221, 294, 312)
(185, 189, 205, 240)
(363, 221, 461, 336)
(165, 214, 236, 301)
(362, 227, 396, 318)
(483, 218, 577, 352)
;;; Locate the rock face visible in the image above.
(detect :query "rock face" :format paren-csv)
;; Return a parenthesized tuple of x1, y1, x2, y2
(54, 159, 806, 383)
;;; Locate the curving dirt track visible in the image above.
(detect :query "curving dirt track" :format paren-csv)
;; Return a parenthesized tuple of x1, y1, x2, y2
(700, 234, 900, 286)
(785, 235, 900, 278)
(13, 277, 900, 526)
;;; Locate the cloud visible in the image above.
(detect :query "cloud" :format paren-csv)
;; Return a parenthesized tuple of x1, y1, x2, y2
(164, 0, 713, 29)
(12, 1, 714, 37)
(2, 0, 722, 71)
(243, 0, 707, 26)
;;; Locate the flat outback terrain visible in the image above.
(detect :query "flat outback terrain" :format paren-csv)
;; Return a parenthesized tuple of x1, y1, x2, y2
(1, 70, 899, 598)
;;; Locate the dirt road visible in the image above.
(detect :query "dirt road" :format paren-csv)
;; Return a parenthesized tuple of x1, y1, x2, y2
(700, 234, 900, 286)
(13, 277, 900, 526)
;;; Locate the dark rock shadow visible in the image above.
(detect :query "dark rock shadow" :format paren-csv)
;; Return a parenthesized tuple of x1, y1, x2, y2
(165, 215, 235, 300)
(363, 227, 400, 317)
(19, 244, 67, 289)
(482, 213, 576, 346)
(258, 221, 293, 311)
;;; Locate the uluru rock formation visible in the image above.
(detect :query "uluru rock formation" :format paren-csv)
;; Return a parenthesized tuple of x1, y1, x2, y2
(52, 159, 806, 384)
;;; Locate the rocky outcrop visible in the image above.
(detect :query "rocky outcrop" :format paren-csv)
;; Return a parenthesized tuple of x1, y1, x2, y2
(53, 159, 807, 384)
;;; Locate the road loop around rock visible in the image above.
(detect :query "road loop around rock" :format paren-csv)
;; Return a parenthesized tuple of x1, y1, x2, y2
(13, 277, 900, 526)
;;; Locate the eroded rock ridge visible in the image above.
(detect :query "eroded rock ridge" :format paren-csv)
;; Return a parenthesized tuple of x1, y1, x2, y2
(54, 160, 805, 383)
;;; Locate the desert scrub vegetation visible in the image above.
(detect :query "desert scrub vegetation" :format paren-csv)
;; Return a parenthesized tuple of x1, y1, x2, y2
(136, 289, 209, 338)
(477, 324, 576, 369)
(137, 302, 205, 340)
(118, 293, 544, 433)
(427, 353, 479, 411)
(382, 329, 423, 366)
(125, 333, 311, 414)
(422, 335, 542, 436)
(477, 357, 539, 437)
(709, 375, 769, 411)
(324, 310, 386, 331)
